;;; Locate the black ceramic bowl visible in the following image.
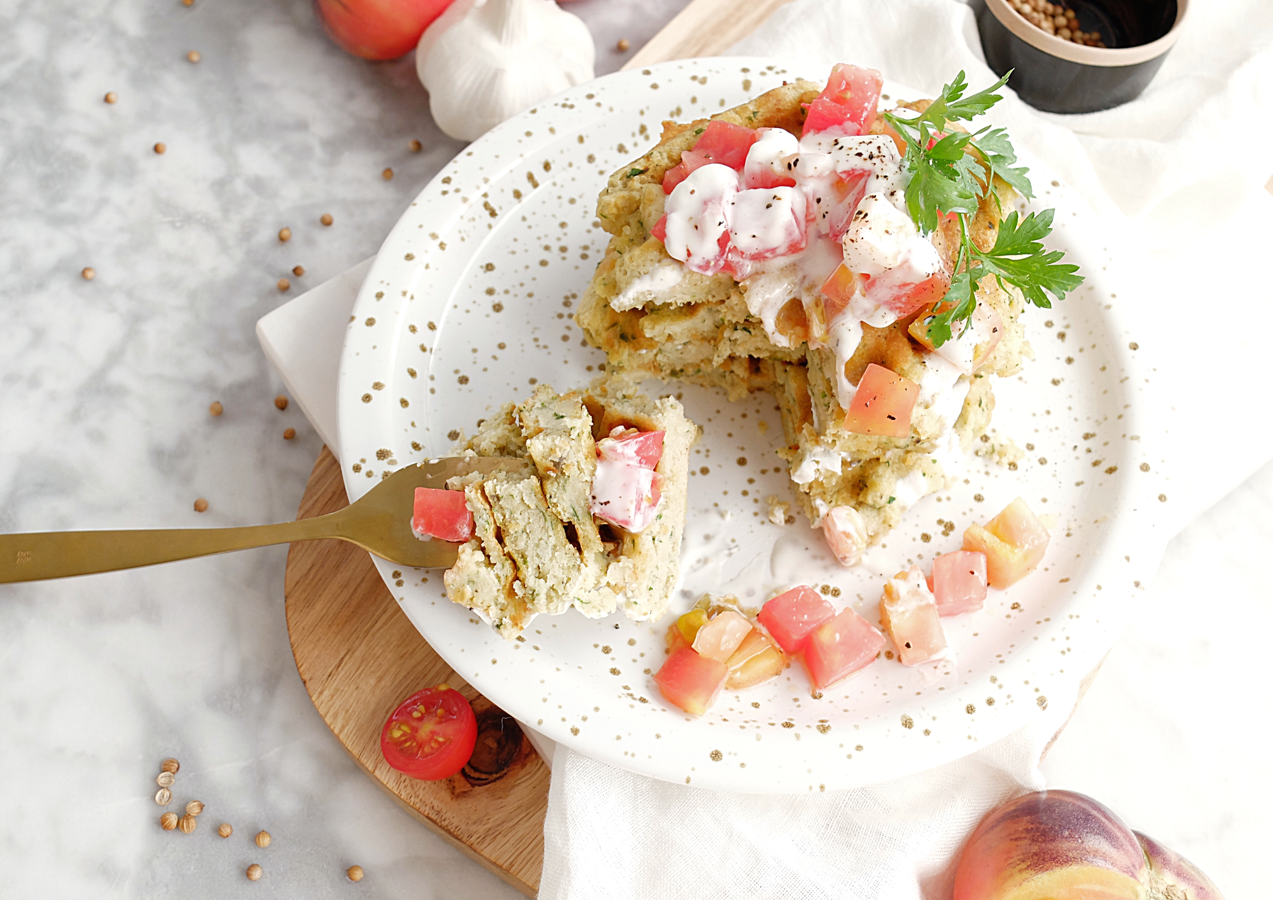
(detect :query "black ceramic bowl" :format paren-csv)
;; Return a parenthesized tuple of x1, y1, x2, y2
(975, 0, 1188, 114)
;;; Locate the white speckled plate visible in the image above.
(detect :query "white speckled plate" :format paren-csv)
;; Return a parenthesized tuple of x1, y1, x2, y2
(337, 58, 1172, 793)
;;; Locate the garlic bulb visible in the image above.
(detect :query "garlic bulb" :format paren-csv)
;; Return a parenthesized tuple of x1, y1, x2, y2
(416, 0, 596, 143)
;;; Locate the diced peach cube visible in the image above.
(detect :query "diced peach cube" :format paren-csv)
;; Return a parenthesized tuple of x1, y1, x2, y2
(929, 550, 989, 616)
(758, 585, 835, 654)
(691, 610, 753, 663)
(724, 629, 787, 689)
(879, 566, 949, 666)
(653, 647, 727, 716)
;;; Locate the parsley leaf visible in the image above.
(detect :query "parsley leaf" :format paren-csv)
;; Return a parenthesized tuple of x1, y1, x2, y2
(878, 70, 1083, 347)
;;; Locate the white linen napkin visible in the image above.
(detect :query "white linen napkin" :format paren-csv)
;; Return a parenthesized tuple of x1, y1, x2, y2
(258, 1, 1273, 896)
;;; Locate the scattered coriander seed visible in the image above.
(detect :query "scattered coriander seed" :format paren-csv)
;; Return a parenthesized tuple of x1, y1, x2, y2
(278, 227, 291, 242)
(194, 498, 209, 513)
(347, 865, 364, 882)
(209, 401, 223, 416)
(156, 771, 175, 788)
(283, 427, 296, 440)
(186, 800, 204, 817)
(178, 814, 197, 834)
(161, 812, 179, 831)
(182, 0, 194, 5)
(187, 50, 201, 63)
(277, 278, 290, 292)
(81, 267, 96, 280)
(161, 758, 180, 774)
(408, 139, 422, 153)
(254, 830, 271, 848)
(154, 142, 166, 154)
(616, 38, 630, 51)
(104, 91, 117, 104)
(321, 213, 333, 226)
(155, 787, 173, 805)
(292, 265, 304, 277)
(246, 864, 263, 881)
(218, 822, 233, 838)
(274, 395, 289, 411)
(382, 167, 394, 181)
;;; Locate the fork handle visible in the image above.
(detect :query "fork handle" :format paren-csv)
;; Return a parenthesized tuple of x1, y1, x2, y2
(0, 514, 342, 584)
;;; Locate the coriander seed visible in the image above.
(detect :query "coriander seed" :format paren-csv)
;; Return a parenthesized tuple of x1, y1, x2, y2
(408, 139, 422, 153)
(155, 787, 172, 805)
(277, 277, 290, 292)
(156, 771, 175, 788)
(254, 830, 271, 848)
(382, 167, 394, 181)
(617, 38, 630, 52)
(274, 395, 289, 411)
(154, 142, 166, 154)
(194, 498, 209, 513)
(182, 0, 194, 5)
(218, 822, 233, 838)
(161, 758, 180, 774)
(187, 50, 201, 63)
(209, 401, 223, 417)
(178, 814, 197, 834)
(186, 800, 204, 817)
(283, 428, 296, 440)
(81, 267, 96, 280)
(161, 812, 179, 831)
(278, 227, 291, 242)
(292, 265, 304, 277)
(347, 865, 364, 882)
(104, 91, 117, 104)
(246, 864, 263, 881)
(321, 213, 333, 226)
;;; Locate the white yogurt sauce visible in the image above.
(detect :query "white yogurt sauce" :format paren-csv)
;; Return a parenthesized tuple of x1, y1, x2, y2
(611, 260, 686, 312)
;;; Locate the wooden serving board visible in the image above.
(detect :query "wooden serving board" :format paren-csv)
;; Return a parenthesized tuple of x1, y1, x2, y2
(280, 3, 794, 896)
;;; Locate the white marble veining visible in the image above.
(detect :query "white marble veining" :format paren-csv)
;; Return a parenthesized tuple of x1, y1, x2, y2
(0, 0, 1268, 897)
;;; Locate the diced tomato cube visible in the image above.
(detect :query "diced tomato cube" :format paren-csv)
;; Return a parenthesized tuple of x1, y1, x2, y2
(866, 268, 951, 318)
(650, 214, 668, 243)
(962, 497, 1050, 588)
(879, 567, 949, 666)
(598, 429, 664, 470)
(662, 149, 711, 194)
(802, 606, 886, 689)
(691, 120, 759, 171)
(843, 363, 919, 438)
(691, 610, 752, 662)
(411, 488, 475, 542)
(724, 629, 786, 689)
(801, 64, 884, 137)
(757, 585, 835, 654)
(653, 647, 728, 716)
(820, 263, 864, 323)
(929, 550, 988, 616)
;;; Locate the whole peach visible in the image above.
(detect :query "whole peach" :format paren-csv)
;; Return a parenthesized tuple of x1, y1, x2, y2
(953, 790, 1224, 900)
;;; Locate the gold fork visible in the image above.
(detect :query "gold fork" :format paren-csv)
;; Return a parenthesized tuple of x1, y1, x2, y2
(0, 457, 529, 584)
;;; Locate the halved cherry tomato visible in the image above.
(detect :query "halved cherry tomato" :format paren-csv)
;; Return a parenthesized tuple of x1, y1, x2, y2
(843, 363, 919, 438)
(801, 64, 884, 137)
(412, 488, 475, 542)
(380, 684, 478, 780)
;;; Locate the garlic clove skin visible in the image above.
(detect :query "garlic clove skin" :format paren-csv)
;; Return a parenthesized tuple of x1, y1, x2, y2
(416, 0, 596, 143)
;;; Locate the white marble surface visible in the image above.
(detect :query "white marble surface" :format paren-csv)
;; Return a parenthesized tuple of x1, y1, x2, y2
(0, 0, 1267, 897)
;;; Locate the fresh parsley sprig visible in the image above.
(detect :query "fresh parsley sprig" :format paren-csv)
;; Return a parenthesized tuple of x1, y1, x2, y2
(878, 71, 1082, 347)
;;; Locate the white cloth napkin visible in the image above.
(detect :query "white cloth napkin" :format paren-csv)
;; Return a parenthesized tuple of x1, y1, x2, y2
(257, 1, 1273, 897)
